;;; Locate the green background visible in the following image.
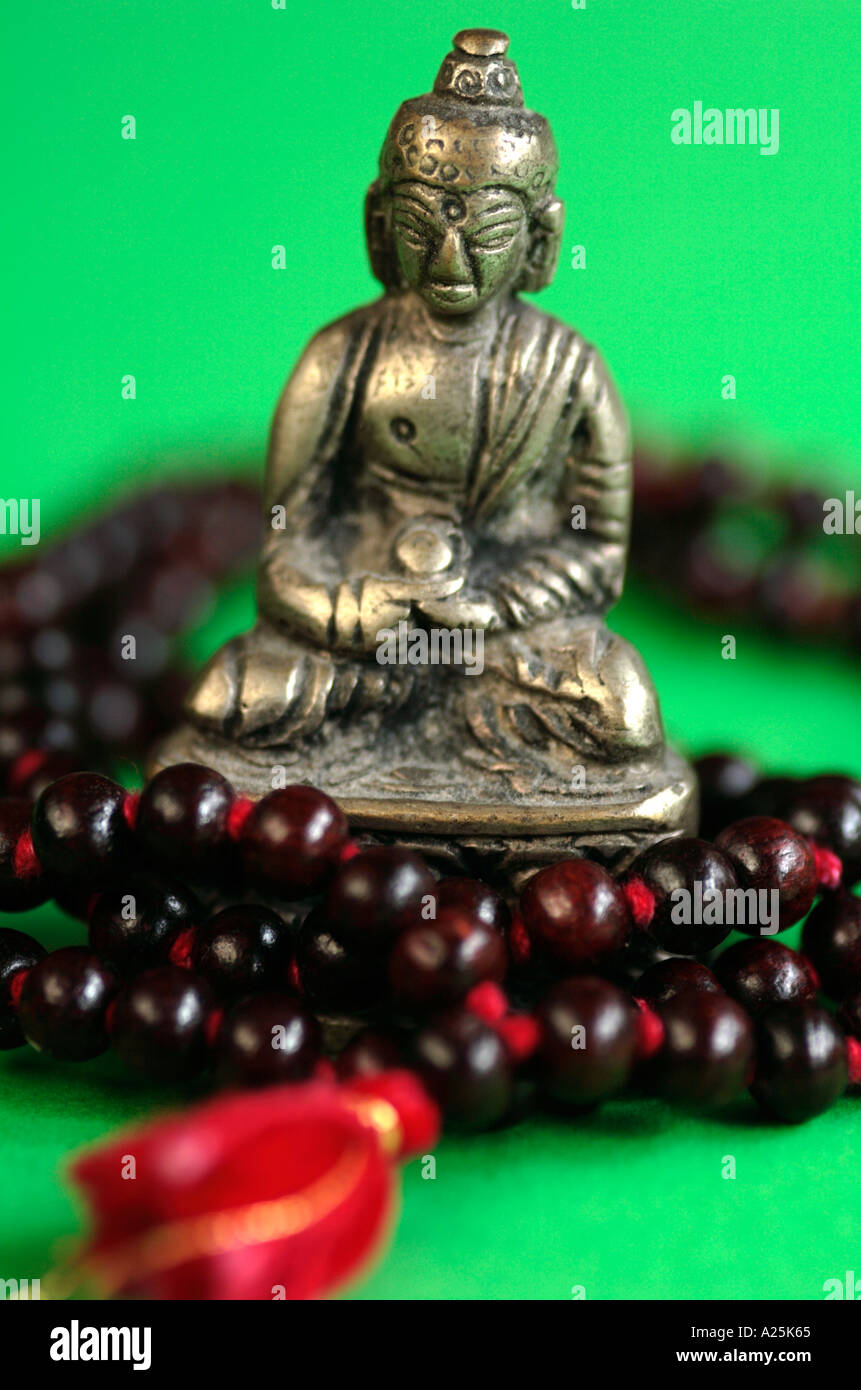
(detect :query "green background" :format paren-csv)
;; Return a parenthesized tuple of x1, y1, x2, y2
(1, 0, 859, 1300)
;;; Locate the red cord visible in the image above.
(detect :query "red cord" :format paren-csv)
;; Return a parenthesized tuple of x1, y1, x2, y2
(12, 828, 41, 881)
(622, 876, 656, 929)
(122, 790, 140, 830)
(632, 997, 665, 1059)
(226, 796, 254, 840)
(811, 843, 842, 890)
(846, 1037, 861, 1087)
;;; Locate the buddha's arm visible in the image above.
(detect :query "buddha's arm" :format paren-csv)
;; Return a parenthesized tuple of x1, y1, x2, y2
(259, 313, 465, 651)
(492, 346, 631, 625)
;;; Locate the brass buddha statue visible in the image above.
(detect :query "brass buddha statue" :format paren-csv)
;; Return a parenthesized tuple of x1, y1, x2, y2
(154, 30, 696, 881)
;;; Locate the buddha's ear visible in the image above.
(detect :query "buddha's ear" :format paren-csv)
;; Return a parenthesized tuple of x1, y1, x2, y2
(364, 180, 401, 289)
(519, 196, 564, 294)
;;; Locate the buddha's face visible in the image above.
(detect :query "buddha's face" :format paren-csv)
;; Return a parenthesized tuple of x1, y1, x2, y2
(391, 180, 529, 315)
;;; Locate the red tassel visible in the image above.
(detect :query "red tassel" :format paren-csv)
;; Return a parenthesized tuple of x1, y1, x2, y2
(63, 1071, 439, 1301)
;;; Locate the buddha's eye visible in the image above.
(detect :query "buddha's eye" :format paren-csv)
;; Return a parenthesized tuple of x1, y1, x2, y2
(394, 218, 429, 252)
(469, 220, 521, 252)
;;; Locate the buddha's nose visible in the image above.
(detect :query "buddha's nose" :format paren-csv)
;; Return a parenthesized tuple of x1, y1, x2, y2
(429, 229, 471, 284)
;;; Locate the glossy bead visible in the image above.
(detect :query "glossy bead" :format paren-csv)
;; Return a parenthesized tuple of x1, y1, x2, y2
(783, 776, 861, 885)
(636, 957, 721, 1008)
(801, 892, 861, 999)
(294, 908, 388, 1012)
(214, 993, 322, 1089)
(192, 905, 291, 999)
(136, 763, 237, 885)
(324, 847, 436, 945)
(389, 907, 506, 1009)
(335, 1028, 405, 1080)
(412, 1007, 512, 1131)
(435, 877, 511, 933)
(652, 993, 753, 1106)
(32, 772, 132, 883)
(0, 797, 49, 911)
(714, 938, 818, 1015)
(519, 858, 630, 968)
(714, 816, 817, 932)
(626, 837, 737, 953)
(238, 786, 348, 897)
(0, 927, 46, 1049)
(534, 976, 638, 1106)
(109, 966, 214, 1082)
(751, 1005, 848, 1123)
(88, 874, 199, 974)
(694, 753, 759, 838)
(18, 947, 118, 1061)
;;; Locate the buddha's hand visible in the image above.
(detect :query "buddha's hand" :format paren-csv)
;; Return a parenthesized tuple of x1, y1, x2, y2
(493, 548, 588, 627)
(337, 571, 467, 654)
(413, 589, 504, 634)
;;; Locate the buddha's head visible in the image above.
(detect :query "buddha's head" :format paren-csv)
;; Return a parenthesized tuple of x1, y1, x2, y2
(367, 30, 564, 316)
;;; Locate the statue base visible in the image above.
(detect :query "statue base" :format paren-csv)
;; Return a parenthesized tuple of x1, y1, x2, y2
(149, 724, 698, 891)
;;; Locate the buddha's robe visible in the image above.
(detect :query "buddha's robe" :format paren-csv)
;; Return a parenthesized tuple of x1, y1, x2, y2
(186, 293, 662, 764)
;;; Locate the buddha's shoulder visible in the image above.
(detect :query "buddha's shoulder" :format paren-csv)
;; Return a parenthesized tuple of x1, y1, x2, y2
(506, 298, 589, 351)
(299, 298, 389, 363)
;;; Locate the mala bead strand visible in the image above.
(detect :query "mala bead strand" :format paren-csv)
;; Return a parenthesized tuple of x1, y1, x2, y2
(1, 755, 861, 1132)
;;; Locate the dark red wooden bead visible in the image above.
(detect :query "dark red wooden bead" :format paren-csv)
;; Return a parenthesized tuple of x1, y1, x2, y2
(18, 947, 118, 1061)
(519, 858, 630, 968)
(801, 892, 861, 999)
(0, 927, 46, 1049)
(109, 966, 214, 1082)
(412, 1007, 512, 1131)
(192, 905, 291, 999)
(783, 776, 861, 885)
(714, 938, 818, 1016)
(0, 797, 49, 911)
(751, 1005, 848, 1123)
(32, 772, 132, 884)
(714, 816, 817, 932)
(652, 993, 753, 1107)
(215, 993, 322, 1089)
(695, 753, 759, 838)
(238, 785, 348, 897)
(626, 837, 737, 953)
(136, 763, 237, 885)
(335, 1028, 405, 1080)
(435, 877, 511, 933)
(88, 874, 199, 974)
(323, 847, 435, 945)
(389, 907, 506, 1009)
(295, 907, 388, 1012)
(534, 976, 638, 1106)
(636, 957, 721, 1008)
